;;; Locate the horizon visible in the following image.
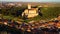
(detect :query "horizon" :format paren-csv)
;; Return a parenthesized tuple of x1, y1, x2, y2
(0, 0, 60, 3)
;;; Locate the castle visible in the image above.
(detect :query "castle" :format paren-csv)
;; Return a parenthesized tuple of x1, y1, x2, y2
(22, 4, 39, 18)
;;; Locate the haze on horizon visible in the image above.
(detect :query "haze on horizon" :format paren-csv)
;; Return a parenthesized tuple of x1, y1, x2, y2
(0, 0, 60, 2)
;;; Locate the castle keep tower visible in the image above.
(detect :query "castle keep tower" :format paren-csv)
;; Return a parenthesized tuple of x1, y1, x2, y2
(28, 4, 31, 9)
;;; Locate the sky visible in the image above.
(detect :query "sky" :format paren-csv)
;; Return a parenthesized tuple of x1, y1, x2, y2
(0, 0, 60, 2)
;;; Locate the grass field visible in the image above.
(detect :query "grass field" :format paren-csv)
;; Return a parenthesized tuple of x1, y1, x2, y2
(0, 7, 60, 22)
